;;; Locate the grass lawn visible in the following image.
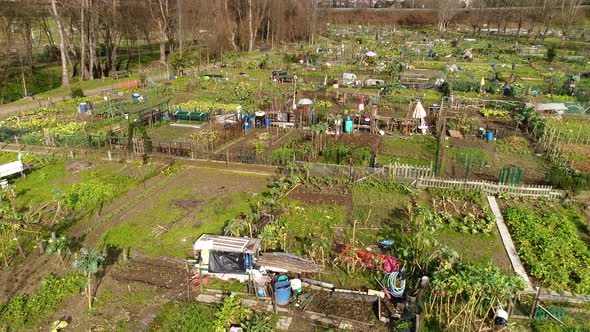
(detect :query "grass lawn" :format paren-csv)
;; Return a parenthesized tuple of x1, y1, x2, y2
(435, 226, 513, 274)
(101, 191, 256, 258)
(376, 136, 435, 167)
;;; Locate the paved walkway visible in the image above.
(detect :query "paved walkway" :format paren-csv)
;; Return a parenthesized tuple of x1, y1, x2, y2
(486, 195, 533, 291)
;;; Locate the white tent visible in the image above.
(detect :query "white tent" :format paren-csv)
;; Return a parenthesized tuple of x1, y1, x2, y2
(411, 101, 427, 119)
(298, 98, 313, 105)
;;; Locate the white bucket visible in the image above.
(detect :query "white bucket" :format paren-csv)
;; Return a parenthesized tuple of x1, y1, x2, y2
(290, 278, 302, 293)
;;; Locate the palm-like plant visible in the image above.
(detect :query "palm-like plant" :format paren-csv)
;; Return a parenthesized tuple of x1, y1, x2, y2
(72, 247, 106, 309)
(224, 218, 249, 237)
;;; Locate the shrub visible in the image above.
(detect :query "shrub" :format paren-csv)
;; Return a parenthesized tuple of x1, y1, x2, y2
(320, 144, 372, 166)
(545, 47, 557, 63)
(0, 274, 85, 330)
(70, 87, 84, 98)
(546, 166, 589, 194)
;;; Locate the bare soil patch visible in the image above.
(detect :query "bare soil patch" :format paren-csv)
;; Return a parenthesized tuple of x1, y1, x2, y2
(307, 291, 378, 324)
(65, 160, 95, 172)
(288, 184, 352, 207)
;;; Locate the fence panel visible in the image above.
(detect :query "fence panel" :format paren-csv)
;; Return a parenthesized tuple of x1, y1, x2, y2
(415, 177, 562, 198)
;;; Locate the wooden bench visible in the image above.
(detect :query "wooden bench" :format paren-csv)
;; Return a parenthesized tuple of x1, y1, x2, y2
(113, 70, 130, 79)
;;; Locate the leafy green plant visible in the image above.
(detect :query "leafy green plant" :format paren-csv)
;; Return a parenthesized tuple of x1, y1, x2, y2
(45, 235, 72, 265)
(71, 247, 107, 309)
(426, 262, 525, 330)
(242, 314, 274, 332)
(504, 207, 590, 293)
(213, 296, 254, 331)
(479, 108, 510, 119)
(0, 274, 85, 331)
(64, 179, 118, 216)
(162, 161, 183, 176)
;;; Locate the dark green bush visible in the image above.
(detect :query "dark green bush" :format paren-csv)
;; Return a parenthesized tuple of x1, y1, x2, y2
(70, 87, 85, 98)
(545, 47, 557, 63)
(546, 166, 589, 194)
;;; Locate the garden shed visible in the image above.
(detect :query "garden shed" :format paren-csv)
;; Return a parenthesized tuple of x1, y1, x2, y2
(193, 235, 261, 274)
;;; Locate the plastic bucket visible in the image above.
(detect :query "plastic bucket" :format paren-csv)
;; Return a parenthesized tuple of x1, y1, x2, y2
(290, 278, 302, 294)
(486, 131, 494, 142)
(264, 118, 271, 127)
(274, 280, 291, 305)
(79, 103, 87, 113)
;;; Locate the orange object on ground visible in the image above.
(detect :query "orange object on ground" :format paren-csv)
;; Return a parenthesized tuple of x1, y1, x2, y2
(119, 80, 138, 89)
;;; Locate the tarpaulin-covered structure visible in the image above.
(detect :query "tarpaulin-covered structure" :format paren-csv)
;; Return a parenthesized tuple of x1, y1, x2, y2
(193, 235, 261, 274)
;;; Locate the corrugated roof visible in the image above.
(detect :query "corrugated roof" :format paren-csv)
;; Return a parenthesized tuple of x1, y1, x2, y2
(194, 234, 261, 254)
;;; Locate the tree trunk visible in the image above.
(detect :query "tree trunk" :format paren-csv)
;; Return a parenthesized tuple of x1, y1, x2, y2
(247, 0, 254, 52)
(223, 0, 238, 50)
(50, 0, 70, 87)
(80, 0, 87, 81)
(158, 21, 167, 64)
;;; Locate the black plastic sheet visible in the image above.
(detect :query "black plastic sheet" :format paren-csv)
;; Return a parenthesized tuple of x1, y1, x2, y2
(208, 251, 246, 273)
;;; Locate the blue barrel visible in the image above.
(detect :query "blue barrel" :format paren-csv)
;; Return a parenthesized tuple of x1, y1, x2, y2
(244, 254, 251, 270)
(79, 103, 87, 113)
(274, 280, 291, 305)
(132, 93, 141, 102)
(344, 116, 353, 133)
(244, 121, 251, 130)
(264, 118, 271, 127)
(486, 131, 494, 142)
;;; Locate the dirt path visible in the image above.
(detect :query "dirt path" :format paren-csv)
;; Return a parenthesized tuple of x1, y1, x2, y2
(0, 253, 64, 302)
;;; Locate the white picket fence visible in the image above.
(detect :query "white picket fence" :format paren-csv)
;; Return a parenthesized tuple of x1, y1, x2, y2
(416, 177, 563, 199)
(294, 162, 562, 198)
(297, 162, 432, 183)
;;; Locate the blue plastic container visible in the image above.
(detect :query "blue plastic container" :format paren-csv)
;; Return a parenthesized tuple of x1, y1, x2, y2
(486, 131, 494, 142)
(132, 93, 141, 102)
(79, 103, 87, 113)
(244, 254, 251, 270)
(344, 116, 353, 133)
(264, 119, 271, 127)
(274, 280, 291, 305)
(244, 121, 251, 130)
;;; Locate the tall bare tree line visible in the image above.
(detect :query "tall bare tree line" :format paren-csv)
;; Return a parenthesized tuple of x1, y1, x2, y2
(0, 0, 319, 88)
(0, 0, 585, 90)
(433, 0, 584, 42)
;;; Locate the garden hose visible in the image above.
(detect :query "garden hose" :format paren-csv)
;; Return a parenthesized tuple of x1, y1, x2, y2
(383, 268, 406, 298)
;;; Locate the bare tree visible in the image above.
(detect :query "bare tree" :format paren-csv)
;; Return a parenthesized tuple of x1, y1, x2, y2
(49, 0, 70, 87)
(433, 0, 461, 32)
(148, 0, 173, 64)
(557, 0, 583, 45)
